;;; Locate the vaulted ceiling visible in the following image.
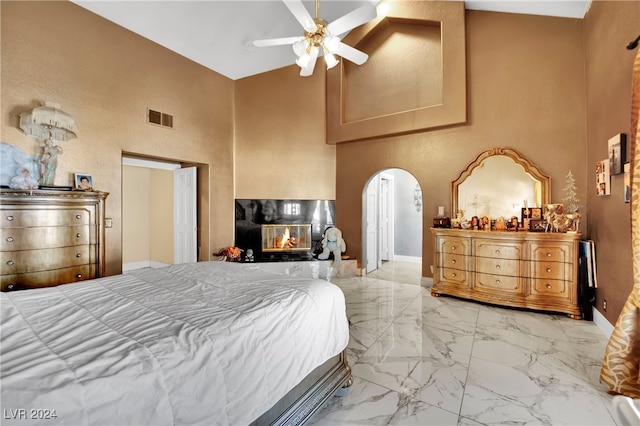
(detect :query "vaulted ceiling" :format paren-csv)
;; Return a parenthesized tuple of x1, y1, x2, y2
(71, 1, 591, 80)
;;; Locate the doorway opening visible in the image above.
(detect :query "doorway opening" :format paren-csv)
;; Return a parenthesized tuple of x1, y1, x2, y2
(122, 155, 206, 271)
(362, 168, 423, 274)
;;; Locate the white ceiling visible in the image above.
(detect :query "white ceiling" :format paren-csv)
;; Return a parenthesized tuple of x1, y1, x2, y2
(71, 0, 591, 81)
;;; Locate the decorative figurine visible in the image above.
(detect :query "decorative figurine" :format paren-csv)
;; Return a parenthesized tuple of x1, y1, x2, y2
(245, 248, 254, 262)
(9, 166, 39, 190)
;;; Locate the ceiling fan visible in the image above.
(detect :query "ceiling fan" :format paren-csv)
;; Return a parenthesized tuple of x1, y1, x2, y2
(252, 0, 378, 76)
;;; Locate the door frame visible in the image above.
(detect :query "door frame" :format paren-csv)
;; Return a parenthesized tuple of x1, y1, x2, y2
(121, 156, 197, 270)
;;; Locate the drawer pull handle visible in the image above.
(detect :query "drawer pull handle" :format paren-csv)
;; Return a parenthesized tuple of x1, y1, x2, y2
(451, 246, 456, 251)
(6, 215, 14, 221)
(76, 274, 83, 279)
(451, 259, 456, 264)
(546, 283, 552, 289)
(6, 236, 14, 243)
(451, 272, 457, 277)
(76, 214, 82, 220)
(495, 250, 500, 254)
(496, 265, 501, 270)
(76, 233, 81, 238)
(546, 252, 552, 257)
(76, 253, 82, 258)
(6, 260, 14, 266)
(546, 268, 552, 273)
(496, 280, 501, 284)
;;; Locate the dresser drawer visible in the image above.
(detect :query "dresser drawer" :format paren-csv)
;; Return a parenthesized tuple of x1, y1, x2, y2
(437, 236, 470, 256)
(474, 241, 523, 260)
(438, 252, 467, 270)
(529, 278, 570, 300)
(439, 267, 470, 286)
(475, 257, 521, 277)
(531, 261, 569, 281)
(475, 272, 523, 294)
(0, 246, 94, 275)
(1, 209, 91, 227)
(1, 265, 95, 291)
(529, 242, 572, 263)
(0, 225, 93, 251)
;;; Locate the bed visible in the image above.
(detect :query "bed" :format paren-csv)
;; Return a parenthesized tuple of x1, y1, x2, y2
(0, 261, 351, 425)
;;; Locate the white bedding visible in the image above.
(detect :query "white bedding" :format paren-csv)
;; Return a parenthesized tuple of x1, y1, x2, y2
(0, 262, 349, 425)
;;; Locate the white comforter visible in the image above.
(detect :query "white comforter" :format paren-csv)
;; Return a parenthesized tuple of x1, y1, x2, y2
(0, 262, 349, 425)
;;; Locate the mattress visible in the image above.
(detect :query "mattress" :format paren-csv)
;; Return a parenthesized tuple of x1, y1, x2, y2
(0, 262, 349, 425)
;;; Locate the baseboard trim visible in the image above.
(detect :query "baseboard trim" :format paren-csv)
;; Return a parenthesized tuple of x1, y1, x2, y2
(592, 307, 614, 339)
(392, 255, 421, 264)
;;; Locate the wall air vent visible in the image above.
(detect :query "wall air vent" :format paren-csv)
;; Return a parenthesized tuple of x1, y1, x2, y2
(147, 109, 173, 129)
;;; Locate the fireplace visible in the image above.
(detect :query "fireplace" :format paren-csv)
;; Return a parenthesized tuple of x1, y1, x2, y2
(235, 199, 335, 262)
(262, 224, 312, 253)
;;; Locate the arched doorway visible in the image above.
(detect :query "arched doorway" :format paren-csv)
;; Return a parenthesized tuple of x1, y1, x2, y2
(362, 168, 422, 274)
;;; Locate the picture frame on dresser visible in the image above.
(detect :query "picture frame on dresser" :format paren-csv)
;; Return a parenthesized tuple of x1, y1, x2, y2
(529, 219, 547, 232)
(74, 173, 93, 191)
(522, 207, 542, 222)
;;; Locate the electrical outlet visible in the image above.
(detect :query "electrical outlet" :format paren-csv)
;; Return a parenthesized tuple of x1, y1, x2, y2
(105, 218, 113, 228)
(603, 300, 607, 311)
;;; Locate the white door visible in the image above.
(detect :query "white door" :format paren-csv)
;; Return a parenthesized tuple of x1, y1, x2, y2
(365, 176, 379, 273)
(379, 176, 391, 262)
(174, 167, 197, 264)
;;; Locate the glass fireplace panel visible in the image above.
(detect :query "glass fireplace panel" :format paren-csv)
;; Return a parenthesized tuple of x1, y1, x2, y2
(262, 224, 312, 252)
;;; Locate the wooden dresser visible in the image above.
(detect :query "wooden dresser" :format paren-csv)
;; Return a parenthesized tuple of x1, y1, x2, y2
(1, 189, 108, 291)
(431, 228, 582, 318)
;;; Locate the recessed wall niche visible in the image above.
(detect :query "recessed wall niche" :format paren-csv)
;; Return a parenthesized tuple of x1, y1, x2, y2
(326, 1, 467, 143)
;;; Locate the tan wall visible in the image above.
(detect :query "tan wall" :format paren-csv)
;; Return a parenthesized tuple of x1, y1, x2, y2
(149, 168, 174, 264)
(584, 0, 640, 323)
(0, 1, 235, 276)
(122, 166, 151, 263)
(334, 10, 588, 278)
(122, 166, 174, 266)
(234, 66, 336, 200)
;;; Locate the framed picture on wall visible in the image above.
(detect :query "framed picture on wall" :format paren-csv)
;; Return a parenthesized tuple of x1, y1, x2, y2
(624, 162, 631, 203)
(608, 133, 626, 175)
(74, 173, 93, 191)
(596, 159, 610, 196)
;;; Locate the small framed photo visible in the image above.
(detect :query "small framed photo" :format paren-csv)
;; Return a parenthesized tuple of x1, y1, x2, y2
(521, 207, 542, 223)
(624, 163, 631, 203)
(608, 133, 626, 175)
(74, 173, 93, 191)
(529, 219, 547, 232)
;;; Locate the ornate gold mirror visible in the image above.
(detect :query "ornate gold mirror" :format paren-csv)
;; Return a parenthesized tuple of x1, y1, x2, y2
(451, 147, 551, 219)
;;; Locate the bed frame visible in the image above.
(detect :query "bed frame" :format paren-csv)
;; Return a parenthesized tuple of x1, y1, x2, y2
(252, 351, 352, 425)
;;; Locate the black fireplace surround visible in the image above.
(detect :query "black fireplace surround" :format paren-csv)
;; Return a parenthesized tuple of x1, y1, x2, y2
(235, 199, 336, 262)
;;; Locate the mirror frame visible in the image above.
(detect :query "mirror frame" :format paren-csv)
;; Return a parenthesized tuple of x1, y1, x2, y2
(451, 147, 551, 217)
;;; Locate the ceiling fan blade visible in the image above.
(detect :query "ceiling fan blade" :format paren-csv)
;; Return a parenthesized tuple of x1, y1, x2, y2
(300, 49, 319, 76)
(326, 3, 377, 36)
(335, 42, 369, 65)
(253, 36, 304, 48)
(283, 0, 316, 33)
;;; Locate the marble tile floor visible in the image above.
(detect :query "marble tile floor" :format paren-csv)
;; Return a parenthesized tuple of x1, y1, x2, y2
(310, 261, 617, 425)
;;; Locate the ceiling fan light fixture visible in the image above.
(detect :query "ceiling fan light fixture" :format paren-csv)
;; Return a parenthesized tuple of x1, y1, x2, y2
(324, 51, 339, 69)
(252, 0, 377, 77)
(300, 47, 319, 76)
(324, 35, 340, 53)
(293, 39, 308, 57)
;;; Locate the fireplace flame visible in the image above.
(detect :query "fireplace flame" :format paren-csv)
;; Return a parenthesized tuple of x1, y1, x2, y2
(279, 227, 291, 249)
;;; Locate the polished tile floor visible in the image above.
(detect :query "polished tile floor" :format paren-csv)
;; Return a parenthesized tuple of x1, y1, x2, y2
(310, 261, 618, 425)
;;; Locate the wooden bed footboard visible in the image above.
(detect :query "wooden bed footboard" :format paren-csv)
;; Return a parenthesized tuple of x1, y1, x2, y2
(251, 351, 352, 426)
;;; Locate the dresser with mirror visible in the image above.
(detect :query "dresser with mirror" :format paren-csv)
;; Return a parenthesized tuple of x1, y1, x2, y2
(431, 147, 582, 319)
